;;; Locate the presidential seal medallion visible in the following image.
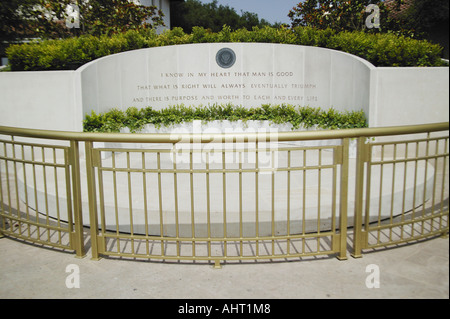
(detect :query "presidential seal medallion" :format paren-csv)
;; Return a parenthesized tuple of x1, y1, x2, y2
(216, 48, 236, 69)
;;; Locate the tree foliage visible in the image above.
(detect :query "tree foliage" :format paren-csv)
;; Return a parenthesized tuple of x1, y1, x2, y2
(80, 0, 165, 36)
(0, 0, 40, 43)
(288, 0, 449, 38)
(1, 0, 164, 40)
(388, 0, 449, 37)
(288, 0, 397, 33)
(170, 0, 271, 33)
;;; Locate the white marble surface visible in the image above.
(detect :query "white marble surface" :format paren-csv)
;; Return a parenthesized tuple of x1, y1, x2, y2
(79, 43, 374, 116)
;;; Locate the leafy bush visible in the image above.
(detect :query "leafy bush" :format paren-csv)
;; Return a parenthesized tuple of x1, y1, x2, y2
(6, 25, 446, 71)
(327, 31, 445, 67)
(83, 108, 127, 132)
(83, 104, 368, 133)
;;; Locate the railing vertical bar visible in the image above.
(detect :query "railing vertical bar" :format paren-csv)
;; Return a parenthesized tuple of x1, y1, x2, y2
(439, 139, 448, 231)
(11, 139, 23, 235)
(31, 146, 40, 241)
(338, 138, 349, 260)
(52, 147, 62, 244)
(400, 142, 409, 241)
(302, 149, 306, 253)
(411, 142, 420, 237)
(364, 145, 373, 231)
(111, 151, 121, 254)
(0, 140, 12, 235)
(69, 140, 85, 258)
(85, 141, 100, 260)
(206, 151, 211, 258)
(239, 151, 243, 256)
(2, 142, 12, 218)
(222, 149, 227, 257)
(190, 151, 196, 256)
(64, 148, 73, 234)
(21, 144, 31, 238)
(287, 150, 291, 255)
(388, 144, 397, 242)
(157, 152, 164, 256)
(429, 139, 439, 232)
(317, 148, 322, 252)
(126, 151, 135, 255)
(331, 153, 337, 232)
(97, 157, 106, 235)
(420, 135, 431, 235)
(255, 147, 259, 257)
(173, 146, 180, 257)
(142, 152, 150, 256)
(352, 136, 367, 258)
(41, 147, 51, 242)
(126, 152, 134, 254)
(376, 144, 385, 245)
(271, 150, 275, 256)
(0, 142, 5, 233)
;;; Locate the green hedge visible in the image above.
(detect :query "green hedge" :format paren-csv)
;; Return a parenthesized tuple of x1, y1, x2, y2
(7, 26, 446, 71)
(83, 104, 368, 133)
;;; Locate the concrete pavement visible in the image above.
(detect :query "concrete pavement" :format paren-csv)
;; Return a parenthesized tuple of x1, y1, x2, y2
(0, 233, 448, 300)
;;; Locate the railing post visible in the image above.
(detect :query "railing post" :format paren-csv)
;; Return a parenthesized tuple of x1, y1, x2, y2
(84, 141, 101, 260)
(352, 136, 367, 258)
(337, 138, 350, 260)
(69, 140, 86, 258)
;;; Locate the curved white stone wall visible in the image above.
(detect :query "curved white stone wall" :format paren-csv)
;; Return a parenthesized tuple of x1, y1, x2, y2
(78, 43, 374, 118)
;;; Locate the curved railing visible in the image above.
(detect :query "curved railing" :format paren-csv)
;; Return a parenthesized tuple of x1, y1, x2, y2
(0, 123, 448, 267)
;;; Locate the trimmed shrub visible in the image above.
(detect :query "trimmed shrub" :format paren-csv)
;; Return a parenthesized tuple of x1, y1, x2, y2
(83, 104, 368, 133)
(6, 26, 446, 71)
(327, 31, 445, 67)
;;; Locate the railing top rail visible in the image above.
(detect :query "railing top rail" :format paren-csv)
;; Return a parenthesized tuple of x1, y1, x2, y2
(0, 122, 448, 144)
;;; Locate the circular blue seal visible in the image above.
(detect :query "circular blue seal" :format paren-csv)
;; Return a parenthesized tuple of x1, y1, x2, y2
(216, 48, 236, 69)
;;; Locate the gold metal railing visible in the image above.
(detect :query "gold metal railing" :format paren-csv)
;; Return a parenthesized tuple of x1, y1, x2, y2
(0, 137, 84, 256)
(352, 131, 449, 257)
(0, 123, 448, 267)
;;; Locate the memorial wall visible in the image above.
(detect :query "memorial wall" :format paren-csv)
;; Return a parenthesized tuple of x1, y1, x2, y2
(79, 43, 373, 117)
